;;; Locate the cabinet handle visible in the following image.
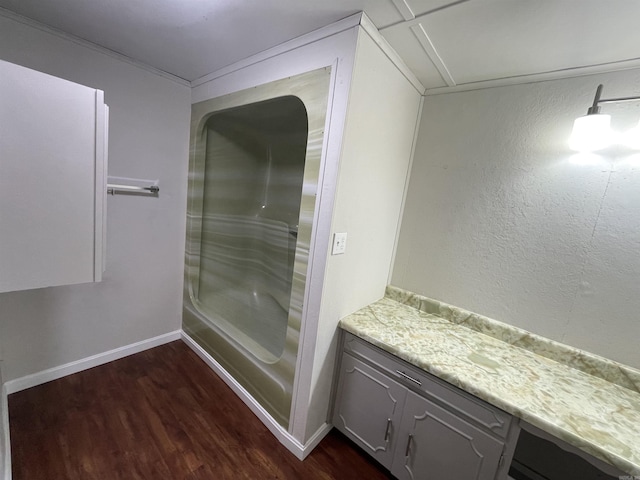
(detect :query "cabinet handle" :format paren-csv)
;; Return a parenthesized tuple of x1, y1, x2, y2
(404, 434, 413, 457)
(395, 370, 422, 386)
(384, 418, 392, 442)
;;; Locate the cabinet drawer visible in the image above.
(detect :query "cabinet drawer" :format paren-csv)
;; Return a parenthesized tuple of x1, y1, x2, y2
(343, 332, 512, 439)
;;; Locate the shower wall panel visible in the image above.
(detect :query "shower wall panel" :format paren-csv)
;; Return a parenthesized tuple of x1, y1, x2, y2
(197, 96, 307, 359)
(183, 68, 332, 428)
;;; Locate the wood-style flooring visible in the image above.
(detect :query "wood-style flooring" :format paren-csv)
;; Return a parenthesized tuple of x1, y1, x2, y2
(9, 340, 393, 479)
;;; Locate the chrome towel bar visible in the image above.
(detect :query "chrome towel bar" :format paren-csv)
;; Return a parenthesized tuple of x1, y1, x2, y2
(107, 183, 159, 195)
(106, 176, 159, 196)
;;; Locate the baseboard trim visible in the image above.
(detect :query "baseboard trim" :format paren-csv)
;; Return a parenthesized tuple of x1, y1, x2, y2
(1, 330, 182, 479)
(3, 330, 182, 395)
(302, 422, 333, 458)
(1, 329, 331, 479)
(180, 331, 332, 460)
(1, 383, 10, 480)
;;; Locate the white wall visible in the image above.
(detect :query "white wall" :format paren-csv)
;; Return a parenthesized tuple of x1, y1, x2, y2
(0, 14, 191, 381)
(392, 69, 640, 369)
(308, 27, 422, 437)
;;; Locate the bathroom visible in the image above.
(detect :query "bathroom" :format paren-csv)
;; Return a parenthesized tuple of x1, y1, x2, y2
(1, 1, 639, 479)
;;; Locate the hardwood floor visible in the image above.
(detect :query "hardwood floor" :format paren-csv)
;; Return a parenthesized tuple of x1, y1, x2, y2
(9, 341, 393, 480)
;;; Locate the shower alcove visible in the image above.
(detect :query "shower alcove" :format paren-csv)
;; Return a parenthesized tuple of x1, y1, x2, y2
(183, 68, 331, 430)
(183, 14, 422, 458)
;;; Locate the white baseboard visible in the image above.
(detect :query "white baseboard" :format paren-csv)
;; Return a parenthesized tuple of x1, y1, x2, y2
(3, 330, 181, 395)
(1, 330, 181, 480)
(181, 331, 332, 460)
(0, 329, 331, 480)
(302, 421, 333, 459)
(1, 384, 10, 480)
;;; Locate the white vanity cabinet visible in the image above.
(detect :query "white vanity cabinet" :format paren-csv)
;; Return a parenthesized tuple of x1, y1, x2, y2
(333, 332, 519, 480)
(391, 390, 505, 480)
(334, 352, 407, 469)
(0, 59, 108, 293)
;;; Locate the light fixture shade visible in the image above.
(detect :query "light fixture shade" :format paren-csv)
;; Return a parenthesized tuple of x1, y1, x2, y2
(569, 114, 612, 152)
(621, 120, 640, 150)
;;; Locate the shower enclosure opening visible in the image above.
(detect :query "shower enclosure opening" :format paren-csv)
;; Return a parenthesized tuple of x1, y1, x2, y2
(183, 67, 332, 429)
(197, 96, 307, 361)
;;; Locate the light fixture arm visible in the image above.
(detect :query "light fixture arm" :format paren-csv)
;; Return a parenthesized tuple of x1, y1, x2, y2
(571, 84, 640, 152)
(587, 84, 603, 114)
(587, 84, 640, 115)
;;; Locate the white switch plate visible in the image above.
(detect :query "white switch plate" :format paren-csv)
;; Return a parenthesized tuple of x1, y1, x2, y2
(332, 232, 347, 255)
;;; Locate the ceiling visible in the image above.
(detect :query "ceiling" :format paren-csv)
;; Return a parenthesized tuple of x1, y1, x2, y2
(1, 0, 640, 92)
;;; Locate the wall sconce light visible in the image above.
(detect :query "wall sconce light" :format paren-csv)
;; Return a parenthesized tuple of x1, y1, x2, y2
(569, 84, 640, 152)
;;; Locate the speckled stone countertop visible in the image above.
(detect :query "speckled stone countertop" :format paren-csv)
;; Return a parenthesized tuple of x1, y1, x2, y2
(339, 286, 640, 475)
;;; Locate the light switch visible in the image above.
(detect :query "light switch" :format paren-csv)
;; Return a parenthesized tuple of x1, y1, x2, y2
(332, 232, 347, 255)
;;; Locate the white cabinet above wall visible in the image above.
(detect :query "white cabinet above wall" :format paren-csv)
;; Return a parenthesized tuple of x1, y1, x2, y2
(0, 59, 108, 293)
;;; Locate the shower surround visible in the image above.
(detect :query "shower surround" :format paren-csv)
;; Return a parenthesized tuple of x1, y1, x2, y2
(183, 68, 332, 429)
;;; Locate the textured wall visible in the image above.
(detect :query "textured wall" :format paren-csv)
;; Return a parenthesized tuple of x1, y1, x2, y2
(393, 69, 640, 369)
(0, 14, 191, 381)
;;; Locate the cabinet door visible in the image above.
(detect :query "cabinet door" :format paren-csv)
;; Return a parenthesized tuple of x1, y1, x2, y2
(333, 353, 407, 469)
(0, 59, 107, 292)
(391, 390, 504, 480)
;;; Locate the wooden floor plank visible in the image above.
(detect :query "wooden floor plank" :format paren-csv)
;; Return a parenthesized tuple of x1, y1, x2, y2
(9, 341, 393, 480)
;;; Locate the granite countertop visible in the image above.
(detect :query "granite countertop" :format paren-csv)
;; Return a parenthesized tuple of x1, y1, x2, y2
(339, 286, 640, 475)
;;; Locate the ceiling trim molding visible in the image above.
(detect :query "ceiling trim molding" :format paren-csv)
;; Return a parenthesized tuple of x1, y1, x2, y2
(190, 12, 363, 88)
(360, 12, 425, 94)
(192, 12, 426, 94)
(389, 0, 415, 21)
(410, 24, 455, 87)
(423, 58, 640, 96)
(0, 7, 190, 86)
(380, 0, 473, 33)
